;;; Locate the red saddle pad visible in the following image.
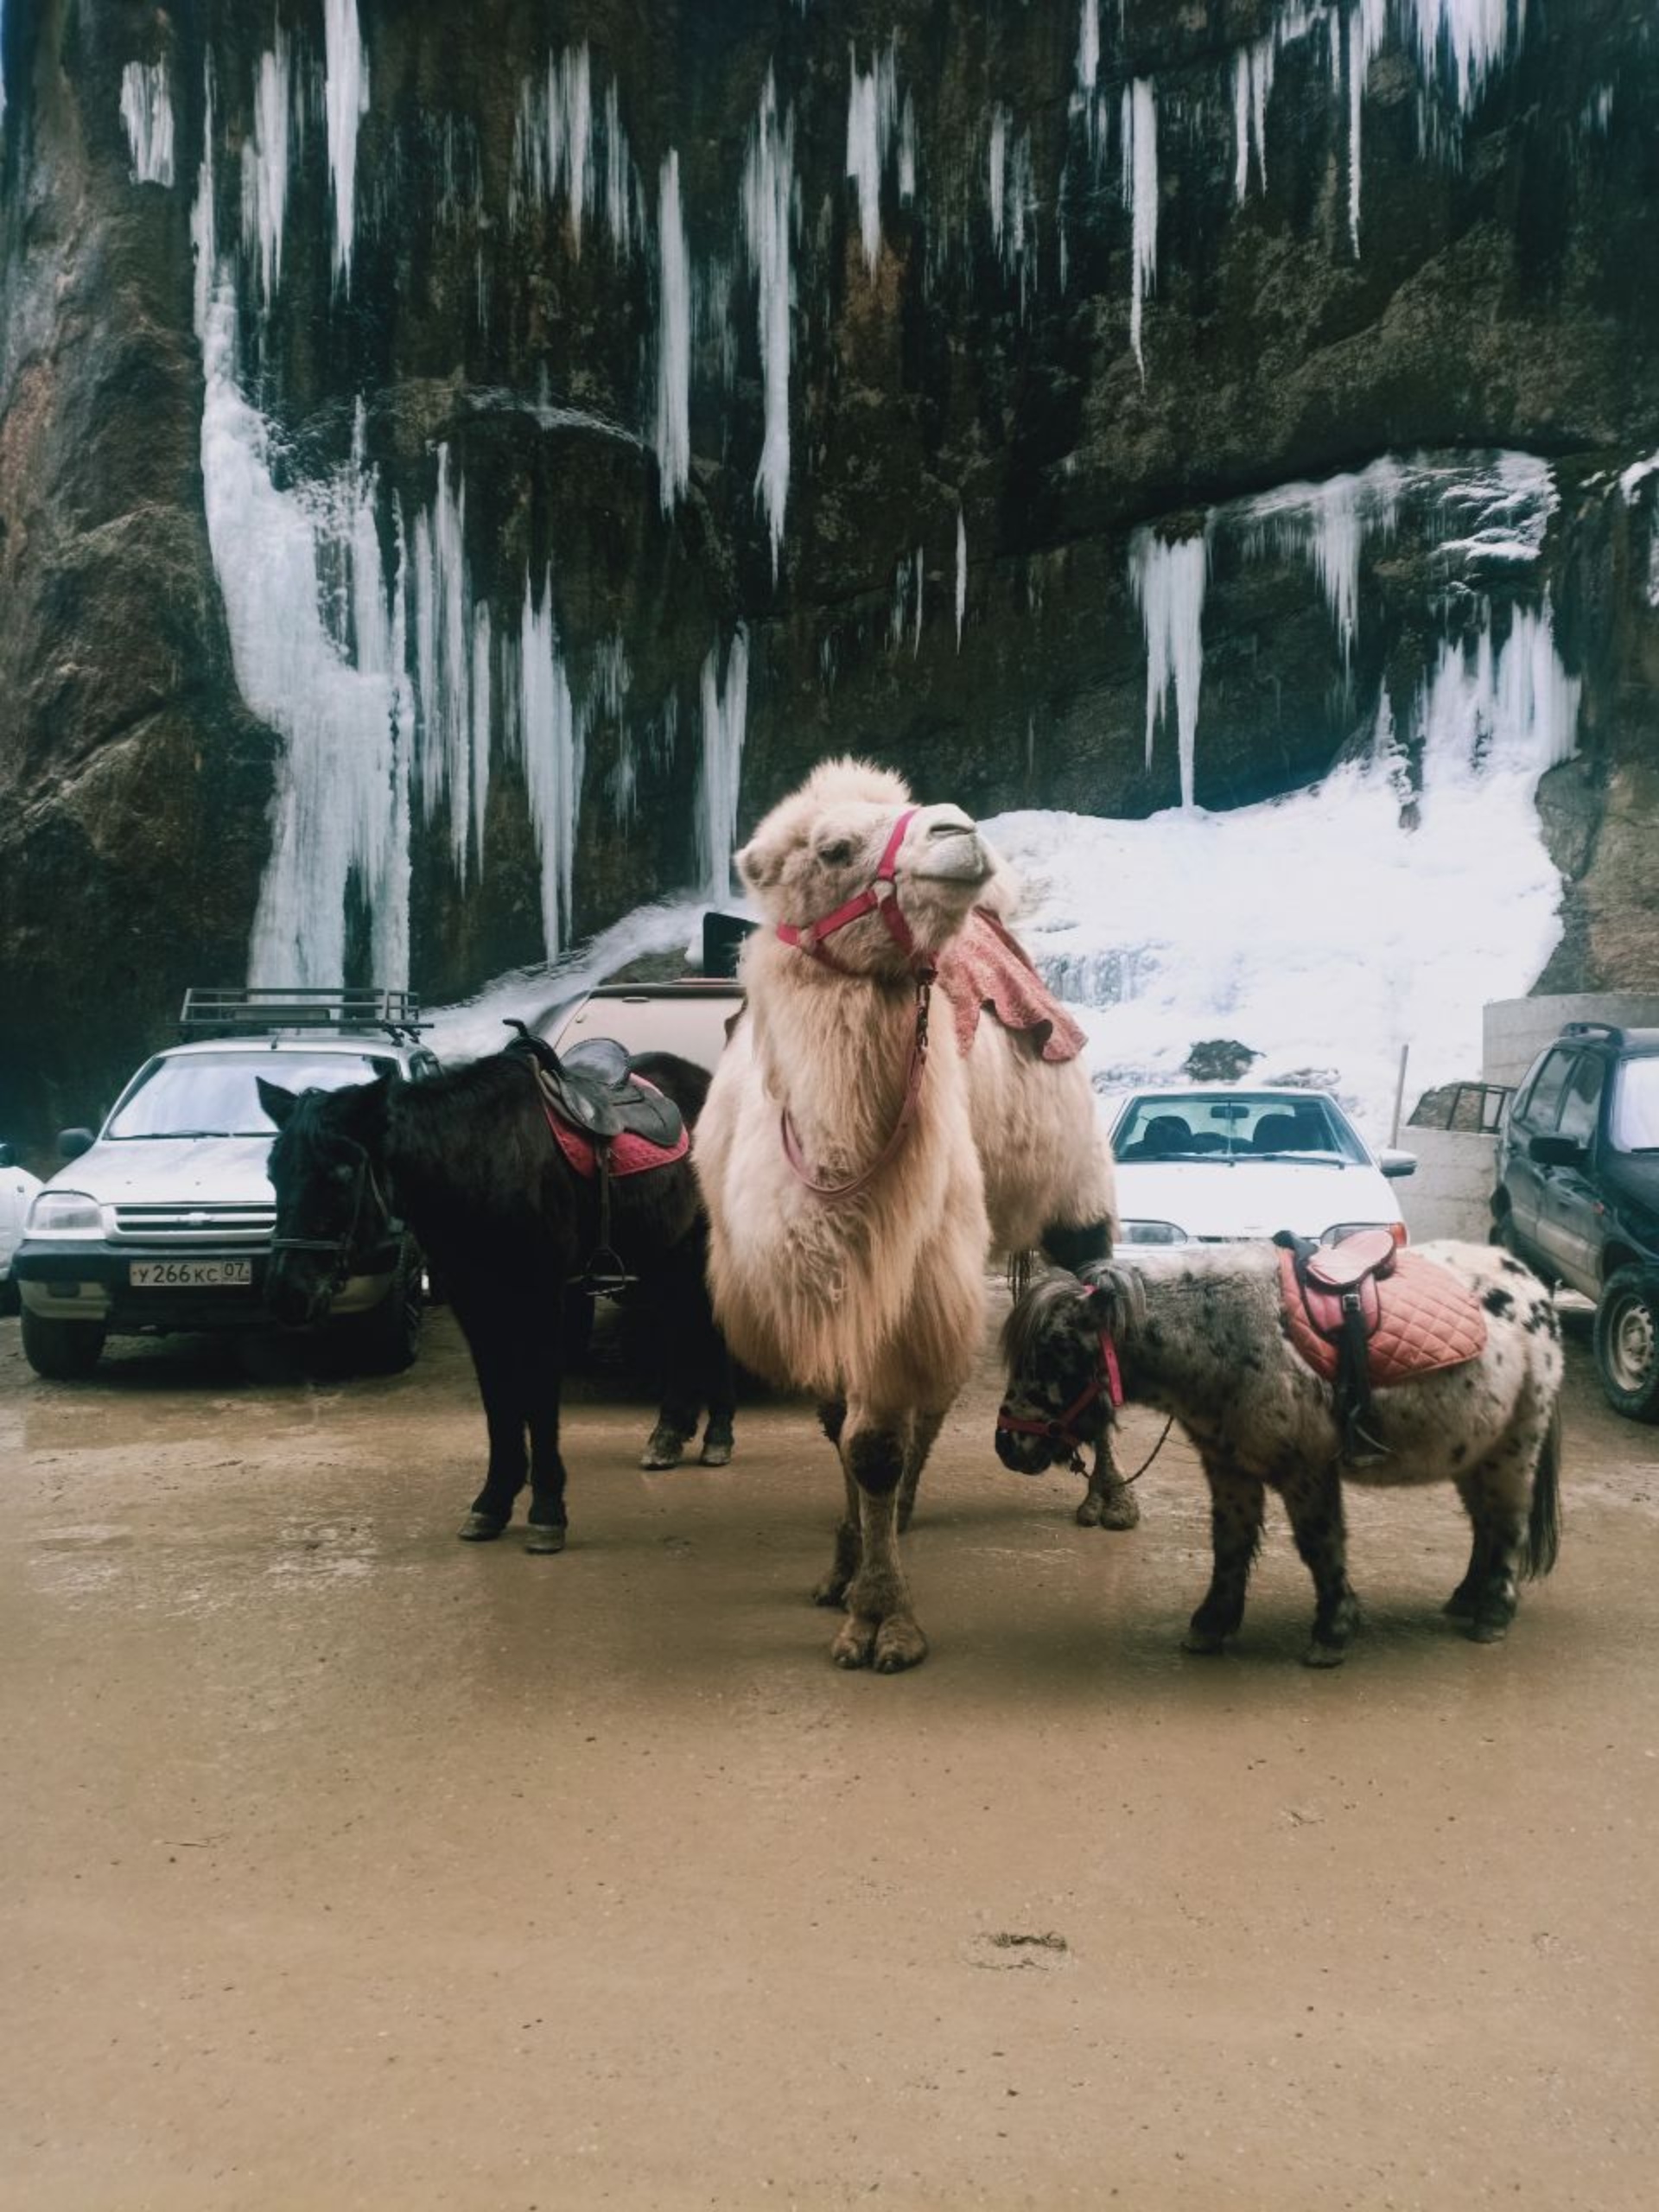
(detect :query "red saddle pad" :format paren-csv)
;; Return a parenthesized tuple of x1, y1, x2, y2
(935, 909, 1086, 1064)
(1278, 1244, 1487, 1388)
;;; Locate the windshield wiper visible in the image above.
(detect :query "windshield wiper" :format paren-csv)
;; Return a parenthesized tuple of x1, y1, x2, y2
(1239, 1151, 1343, 1164)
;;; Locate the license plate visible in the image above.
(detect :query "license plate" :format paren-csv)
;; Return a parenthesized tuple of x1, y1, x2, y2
(130, 1259, 253, 1289)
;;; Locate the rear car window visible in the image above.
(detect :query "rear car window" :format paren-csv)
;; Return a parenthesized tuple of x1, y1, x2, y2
(1610, 1057, 1659, 1153)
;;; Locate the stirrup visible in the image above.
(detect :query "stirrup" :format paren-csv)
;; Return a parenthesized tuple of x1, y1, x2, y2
(577, 1249, 637, 1297)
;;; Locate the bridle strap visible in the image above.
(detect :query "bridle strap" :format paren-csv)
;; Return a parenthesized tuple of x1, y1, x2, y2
(996, 1319, 1125, 1461)
(270, 1143, 391, 1284)
(780, 978, 931, 1201)
(776, 808, 935, 982)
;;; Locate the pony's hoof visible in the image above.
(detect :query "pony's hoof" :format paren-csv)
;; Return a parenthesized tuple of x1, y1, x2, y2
(639, 1426, 687, 1471)
(458, 1512, 507, 1542)
(1443, 1591, 1478, 1620)
(1181, 1627, 1228, 1656)
(1302, 1640, 1349, 1669)
(698, 1439, 733, 1468)
(832, 1614, 878, 1669)
(872, 1617, 928, 1673)
(1467, 1618, 1510, 1644)
(524, 1522, 568, 1554)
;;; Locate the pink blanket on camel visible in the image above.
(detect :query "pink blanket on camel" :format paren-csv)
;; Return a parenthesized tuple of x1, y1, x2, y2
(935, 910, 1085, 1064)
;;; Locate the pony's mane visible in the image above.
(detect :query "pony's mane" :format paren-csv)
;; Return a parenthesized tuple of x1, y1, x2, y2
(1001, 1261, 1150, 1376)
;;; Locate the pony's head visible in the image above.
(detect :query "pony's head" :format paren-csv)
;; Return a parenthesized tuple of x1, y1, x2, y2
(258, 1076, 392, 1327)
(737, 757, 1006, 980)
(995, 1262, 1142, 1473)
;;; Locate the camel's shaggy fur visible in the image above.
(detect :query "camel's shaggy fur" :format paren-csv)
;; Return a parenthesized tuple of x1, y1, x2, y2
(998, 1241, 1564, 1665)
(694, 758, 1121, 1671)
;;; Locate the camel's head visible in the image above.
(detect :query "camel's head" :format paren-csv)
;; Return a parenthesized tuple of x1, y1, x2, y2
(738, 758, 1001, 978)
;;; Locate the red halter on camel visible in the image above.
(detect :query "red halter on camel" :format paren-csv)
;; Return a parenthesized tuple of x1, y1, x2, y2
(776, 807, 937, 1201)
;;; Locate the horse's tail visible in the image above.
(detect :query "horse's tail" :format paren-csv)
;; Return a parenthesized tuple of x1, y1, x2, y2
(1522, 1396, 1562, 1582)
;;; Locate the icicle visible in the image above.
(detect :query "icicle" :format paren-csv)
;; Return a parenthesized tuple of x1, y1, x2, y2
(240, 36, 296, 310)
(653, 152, 692, 512)
(512, 47, 596, 253)
(190, 57, 217, 339)
(515, 573, 584, 957)
(898, 94, 917, 203)
(1414, 602, 1580, 787)
(604, 81, 633, 254)
(1129, 527, 1208, 811)
(322, 0, 370, 288)
(120, 60, 175, 187)
(1120, 79, 1157, 379)
(1077, 3, 1100, 95)
(988, 106, 1008, 251)
(955, 509, 967, 649)
(698, 629, 750, 901)
(410, 448, 475, 873)
(912, 546, 924, 656)
(1404, 0, 1524, 119)
(846, 41, 898, 275)
(741, 72, 796, 578)
(1237, 458, 1403, 668)
(1231, 41, 1273, 203)
(1344, 0, 1388, 252)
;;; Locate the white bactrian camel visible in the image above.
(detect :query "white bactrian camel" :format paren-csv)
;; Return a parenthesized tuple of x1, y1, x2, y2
(693, 759, 1127, 1672)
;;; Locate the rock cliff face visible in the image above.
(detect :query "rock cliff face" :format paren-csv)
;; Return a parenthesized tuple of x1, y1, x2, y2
(2, 1, 1656, 1138)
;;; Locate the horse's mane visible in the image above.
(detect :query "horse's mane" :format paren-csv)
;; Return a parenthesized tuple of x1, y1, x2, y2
(1001, 1261, 1149, 1376)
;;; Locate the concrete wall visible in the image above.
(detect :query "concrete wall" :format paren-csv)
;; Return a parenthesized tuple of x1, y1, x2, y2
(1484, 995, 1659, 1091)
(1398, 1130, 1499, 1245)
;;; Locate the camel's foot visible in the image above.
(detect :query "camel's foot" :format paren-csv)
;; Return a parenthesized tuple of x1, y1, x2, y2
(458, 1511, 508, 1542)
(812, 1568, 852, 1609)
(639, 1424, 688, 1471)
(830, 1611, 928, 1672)
(524, 1522, 568, 1555)
(1078, 1481, 1141, 1531)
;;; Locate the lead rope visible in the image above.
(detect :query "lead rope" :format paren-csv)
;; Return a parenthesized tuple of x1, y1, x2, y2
(1108, 1413, 1175, 1486)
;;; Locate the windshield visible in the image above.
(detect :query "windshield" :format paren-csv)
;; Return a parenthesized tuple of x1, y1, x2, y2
(1610, 1058, 1659, 1153)
(105, 1053, 397, 1140)
(1114, 1091, 1367, 1164)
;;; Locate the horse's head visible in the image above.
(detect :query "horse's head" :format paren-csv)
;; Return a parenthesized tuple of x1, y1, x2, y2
(259, 1076, 392, 1328)
(996, 1263, 1141, 1473)
(738, 757, 1005, 980)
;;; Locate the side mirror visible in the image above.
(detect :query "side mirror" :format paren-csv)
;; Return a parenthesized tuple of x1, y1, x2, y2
(1529, 1134, 1586, 1169)
(1379, 1148, 1416, 1180)
(58, 1128, 96, 1161)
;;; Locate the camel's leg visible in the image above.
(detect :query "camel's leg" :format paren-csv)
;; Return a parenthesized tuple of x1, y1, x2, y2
(1452, 1440, 1533, 1642)
(1182, 1459, 1265, 1655)
(832, 1409, 929, 1674)
(1280, 1462, 1358, 1665)
(896, 1408, 946, 1534)
(1077, 1425, 1141, 1530)
(812, 1400, 860, 1607)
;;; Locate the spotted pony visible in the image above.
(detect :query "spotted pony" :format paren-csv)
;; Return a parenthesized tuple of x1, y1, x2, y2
(998, 1240, 1562, 1666)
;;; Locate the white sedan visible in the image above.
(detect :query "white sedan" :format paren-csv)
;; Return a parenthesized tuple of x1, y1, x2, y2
(1105, 1086, 1415, 1248)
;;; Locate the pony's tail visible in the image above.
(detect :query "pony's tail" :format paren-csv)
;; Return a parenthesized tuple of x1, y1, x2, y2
(1522, 1398, 1562, 1581)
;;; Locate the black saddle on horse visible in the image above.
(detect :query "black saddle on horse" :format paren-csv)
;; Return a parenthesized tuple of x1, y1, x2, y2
(503, 1020, 685, 1150)
(1274, 1226, 1397, 1466)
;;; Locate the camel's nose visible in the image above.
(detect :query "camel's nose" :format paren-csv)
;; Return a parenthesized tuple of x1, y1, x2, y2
(913, 809, 990, 881)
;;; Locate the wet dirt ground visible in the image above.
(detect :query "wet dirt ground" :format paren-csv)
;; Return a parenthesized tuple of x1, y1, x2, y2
(2, 1299, 1656, 2212)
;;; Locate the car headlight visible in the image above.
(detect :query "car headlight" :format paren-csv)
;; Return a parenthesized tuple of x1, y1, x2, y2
(1321, 1220, 1408, 1248)
(1119, 1220, 1190, 1246)
(26, 1191, 104, 1235)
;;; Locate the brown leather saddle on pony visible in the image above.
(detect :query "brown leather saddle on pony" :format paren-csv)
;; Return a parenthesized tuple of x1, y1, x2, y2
(504, 1020, 688, 1293)
(1274, 1228, 1487, 1466)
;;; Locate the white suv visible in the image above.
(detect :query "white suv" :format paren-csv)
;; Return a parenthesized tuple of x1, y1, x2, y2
(15, 990, 438, 1380)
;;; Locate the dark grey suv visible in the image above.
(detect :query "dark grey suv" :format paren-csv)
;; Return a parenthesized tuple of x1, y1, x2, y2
(1491, 1022, 1659, 1421)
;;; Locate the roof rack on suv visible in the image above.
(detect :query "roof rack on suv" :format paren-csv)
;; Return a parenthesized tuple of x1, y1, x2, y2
(1561, 1021, 1626, 1045)
(179, 987, 429, 1043)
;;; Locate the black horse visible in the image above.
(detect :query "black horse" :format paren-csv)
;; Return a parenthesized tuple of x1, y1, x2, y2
(258, 1048, 734, 1553)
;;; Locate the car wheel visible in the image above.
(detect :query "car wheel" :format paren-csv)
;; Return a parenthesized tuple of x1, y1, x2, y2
(1593, 1268, 1659, 1423)
(332, 1241, 423, 1376)
(21, 1307, 107, 1379)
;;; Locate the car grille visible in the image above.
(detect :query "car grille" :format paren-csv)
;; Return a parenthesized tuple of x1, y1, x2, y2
(111, 1204, 276, 1243)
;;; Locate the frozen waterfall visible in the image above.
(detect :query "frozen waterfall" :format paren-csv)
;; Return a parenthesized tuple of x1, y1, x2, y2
(697, 631, 750, 903)
(653, 153, 692, 512)
(1120, 79, 1158, 377)
(1129, 528, 1208, 810)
